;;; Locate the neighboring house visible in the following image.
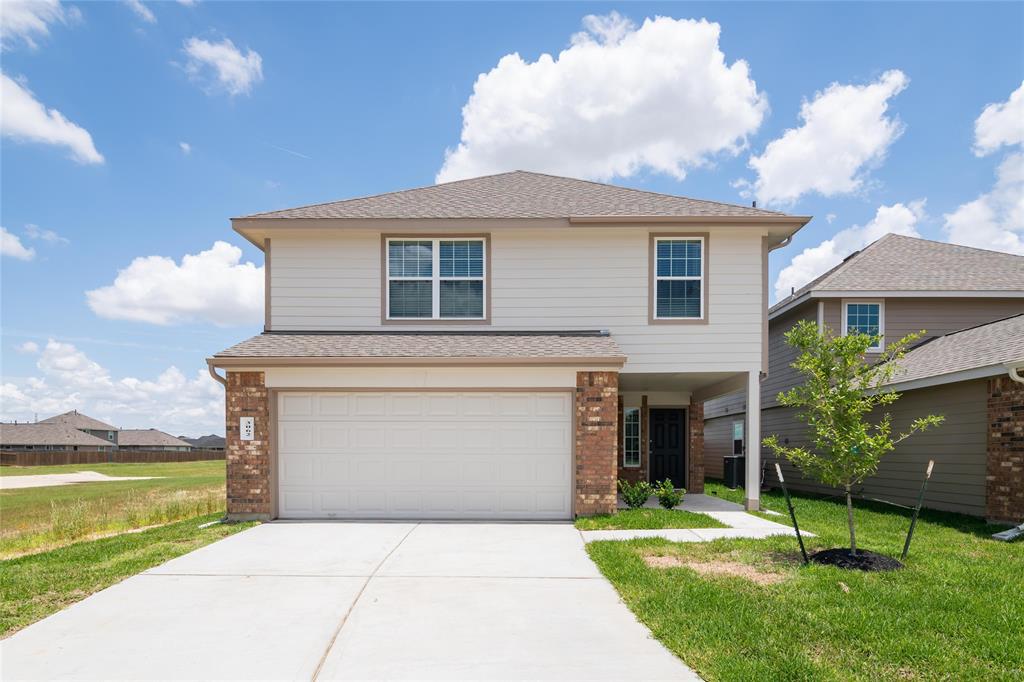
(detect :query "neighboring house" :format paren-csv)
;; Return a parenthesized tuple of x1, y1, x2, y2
(117, 429, 193, 452)
(0, 423, 115, 452)
(38, 410, 118, 446)
(180, 434, 226, 451)
(209, 171, 811, 520)
(704, 235, 1024, 523)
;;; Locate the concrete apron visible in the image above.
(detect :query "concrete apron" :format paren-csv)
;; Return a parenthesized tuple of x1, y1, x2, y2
(0, 522, 699, 681)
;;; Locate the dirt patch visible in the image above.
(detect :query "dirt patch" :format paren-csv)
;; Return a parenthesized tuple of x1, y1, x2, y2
(642, 554, 787, 585)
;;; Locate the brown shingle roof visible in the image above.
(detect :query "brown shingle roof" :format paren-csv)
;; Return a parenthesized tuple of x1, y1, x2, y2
(0, 423, 113, 447)
(117, 429, 193, 448)
(38, 410, 116, 432)
(238, 171, 788, 220)
(773, 234, 1024, 313)
(886, 314, 1024, 386)
(213, 331, 625, 362)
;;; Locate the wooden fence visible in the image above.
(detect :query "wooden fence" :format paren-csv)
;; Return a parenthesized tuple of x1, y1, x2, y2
(0, 449, 226, 467)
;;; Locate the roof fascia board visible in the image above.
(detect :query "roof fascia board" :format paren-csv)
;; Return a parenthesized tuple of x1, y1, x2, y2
(208, 356, 627, 369)
(881, 364, 1006, 393)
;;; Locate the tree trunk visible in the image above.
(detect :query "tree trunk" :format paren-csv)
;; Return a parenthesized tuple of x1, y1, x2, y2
(845, 485, 857, 556)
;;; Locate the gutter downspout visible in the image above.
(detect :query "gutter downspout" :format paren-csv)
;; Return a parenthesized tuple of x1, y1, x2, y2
(1006, 361, 1024, 385)
(207, 360, 227, 387)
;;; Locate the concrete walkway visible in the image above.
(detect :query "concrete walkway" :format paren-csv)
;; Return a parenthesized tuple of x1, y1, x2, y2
(0, 471, 160, 490)
(580, 493, 815, 543)
(1, 522, 699, 681)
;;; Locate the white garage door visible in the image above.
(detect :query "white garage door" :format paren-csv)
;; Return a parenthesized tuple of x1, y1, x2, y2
(276, 391, 573, 520)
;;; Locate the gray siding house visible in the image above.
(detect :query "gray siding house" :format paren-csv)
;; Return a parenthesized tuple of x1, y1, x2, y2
(704, 235, 1024, 523)
(0, 423, 115, 452)
(38, 410, 118, 446)
(117, 429, 193, 452)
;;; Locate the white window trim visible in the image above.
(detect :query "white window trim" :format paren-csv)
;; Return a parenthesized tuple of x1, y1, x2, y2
(623, 407, 641, 468)
(653, 236, 705, 320)
(386, 237, 487, 320)
(841, 298, 885, 352)
(732, 419, 744, 455)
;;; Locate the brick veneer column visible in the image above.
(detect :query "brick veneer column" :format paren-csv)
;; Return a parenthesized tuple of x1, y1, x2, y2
(987, 376, 1024, 523)
(226, 371, 271, 521)
(688, 398, 705, 493)
(575, 371, 618, 516)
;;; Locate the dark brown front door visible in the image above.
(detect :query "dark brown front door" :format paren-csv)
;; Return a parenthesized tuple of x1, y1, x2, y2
(649, 408, 686, 488)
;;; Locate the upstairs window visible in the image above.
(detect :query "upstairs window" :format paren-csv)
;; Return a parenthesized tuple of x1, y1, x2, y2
(653, 236, 705, 320)
(623, 408, 641, 467)
(386, 238, 486, 320)
(843, 300, 884, 351)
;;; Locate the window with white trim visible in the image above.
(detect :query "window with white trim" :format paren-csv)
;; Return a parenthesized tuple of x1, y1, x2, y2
(732, 420, 744, 455)
(843, 300, 883, 351)
(654, 237, 704, 319)
(623, 408, 641, 467)
(386, 238, 486, 319)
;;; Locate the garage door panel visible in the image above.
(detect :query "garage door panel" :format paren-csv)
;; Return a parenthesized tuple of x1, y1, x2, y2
(277, 391, 573, 520)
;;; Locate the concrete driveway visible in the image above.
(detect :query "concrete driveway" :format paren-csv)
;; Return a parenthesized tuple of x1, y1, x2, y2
(1, 522, 698, 681)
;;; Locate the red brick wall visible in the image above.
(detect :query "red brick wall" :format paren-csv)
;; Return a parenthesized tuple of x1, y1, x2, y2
(688, 398, 705, 493)
(226, 371, 271, 520)
(987, 376, 1024, 523)
(575, 371, 618, 516)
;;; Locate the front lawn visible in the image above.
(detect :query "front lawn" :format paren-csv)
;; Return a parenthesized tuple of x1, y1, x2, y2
(576, 508, 727, 530)
(0, 461, 226, 557)
(0, 513, 255, 638)
(588, 484, 1023, 680)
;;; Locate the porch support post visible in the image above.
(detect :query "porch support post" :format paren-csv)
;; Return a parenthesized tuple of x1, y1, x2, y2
(745, 369, 761, 511)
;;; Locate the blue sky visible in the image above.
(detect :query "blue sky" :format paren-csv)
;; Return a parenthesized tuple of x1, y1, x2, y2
(2, 1, 1022, 435)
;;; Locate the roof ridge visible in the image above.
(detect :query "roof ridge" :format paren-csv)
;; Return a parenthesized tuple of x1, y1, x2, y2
(235, 170, 527, 220)
(514, 169, 786, 216)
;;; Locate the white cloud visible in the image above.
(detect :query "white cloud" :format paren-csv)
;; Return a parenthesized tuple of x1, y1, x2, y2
(1, 226, 36, 260)
(943, 152, 1024, 255)
(0, 0, 79, 50)
(974, 82, 1024, 157)
(123, 0, 155, 23)
(826, 213, 837, 224)
(743, 70, 908, 206)
(774, 201, 925, 300)
(179, 141, 191, 155)
(1, 72, 105, 164)
(0, 340, 225, 436)
(436, 13, 767, 183)
(86, 241, 264, 326)
(176, 0, 198, 5)
(16, 341, 40, 354)
(182, 37, 263, 96)
(24, 223, 69, 244)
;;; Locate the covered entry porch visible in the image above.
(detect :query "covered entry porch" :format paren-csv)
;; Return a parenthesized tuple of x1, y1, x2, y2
(618, 371, 763, 510)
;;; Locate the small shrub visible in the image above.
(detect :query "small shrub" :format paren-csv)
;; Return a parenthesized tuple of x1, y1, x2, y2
(618, 479, 653, 509)
(655, 479, 685, 509)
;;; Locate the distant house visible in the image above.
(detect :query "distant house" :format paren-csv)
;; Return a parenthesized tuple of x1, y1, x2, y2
(179, 434, 226, 451)
(39, 410, 118, 445)
(703, 235, 1024, 523)
(117, 429, 193, 452)
(0, 423, 115, 452)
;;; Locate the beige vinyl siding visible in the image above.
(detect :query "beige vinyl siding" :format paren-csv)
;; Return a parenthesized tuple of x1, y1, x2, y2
(759, 380, 989, 517)
(269, 227, 766, 373)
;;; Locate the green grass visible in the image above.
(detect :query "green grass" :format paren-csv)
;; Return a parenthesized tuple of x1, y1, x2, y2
(587, 483, 1023, 681)
(0, 461, 226, 557)
(576, 507, 727, 530)
(0, 513, 255, 638)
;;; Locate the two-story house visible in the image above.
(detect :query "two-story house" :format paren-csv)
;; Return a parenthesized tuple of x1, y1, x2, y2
(39, 410, 119, 445)
(209, 171, 810, 521)
(704, 234, 1024, 523)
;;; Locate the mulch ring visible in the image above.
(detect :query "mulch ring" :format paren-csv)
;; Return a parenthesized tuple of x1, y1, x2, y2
(809, 548, 903, 572)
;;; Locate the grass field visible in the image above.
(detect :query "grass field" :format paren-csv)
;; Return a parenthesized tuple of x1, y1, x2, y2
(0, 513, 255, 638)
(0, 461, 226, 557)
(575, 508, 727, 530)
(588, 481, 1022, 681)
